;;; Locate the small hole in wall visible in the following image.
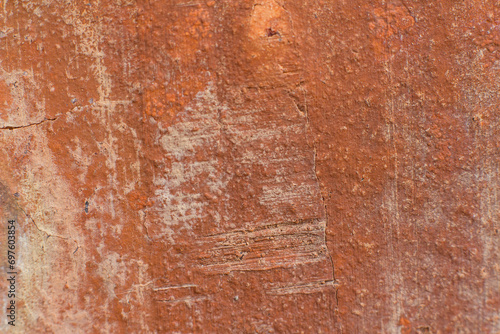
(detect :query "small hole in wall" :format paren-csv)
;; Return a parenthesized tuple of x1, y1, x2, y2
(266, 27, 280, 37)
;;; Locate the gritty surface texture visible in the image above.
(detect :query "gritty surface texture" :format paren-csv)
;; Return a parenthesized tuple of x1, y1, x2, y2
(0, 1, 499, 333)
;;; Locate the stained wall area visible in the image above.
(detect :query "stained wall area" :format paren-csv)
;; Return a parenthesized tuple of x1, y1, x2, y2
(0, 1, 499, 333)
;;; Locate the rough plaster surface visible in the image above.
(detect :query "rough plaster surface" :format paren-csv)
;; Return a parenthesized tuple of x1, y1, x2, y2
(0, 1, 499, 333)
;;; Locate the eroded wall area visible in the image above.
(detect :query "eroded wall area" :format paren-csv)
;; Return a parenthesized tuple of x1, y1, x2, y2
(0, 1, 498, 333)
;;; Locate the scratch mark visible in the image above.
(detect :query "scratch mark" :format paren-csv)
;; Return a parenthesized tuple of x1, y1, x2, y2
(16, 204, 68, 240)
(153, 284, 197, 292)
(152, 283, 206, 306)
(0, 117, 57, 130)
(116, 281, 155, 297)
(267, 279, 338, 295)
(155, 296, 207, 304)
(197, 218, 330, 274)
(176, 2, 203, 7)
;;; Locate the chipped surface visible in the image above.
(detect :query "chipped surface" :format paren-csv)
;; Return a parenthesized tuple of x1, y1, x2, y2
(0, 0, 499, 333)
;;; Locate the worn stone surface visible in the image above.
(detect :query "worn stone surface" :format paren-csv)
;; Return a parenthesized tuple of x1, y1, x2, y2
(0, 1, 499, 333)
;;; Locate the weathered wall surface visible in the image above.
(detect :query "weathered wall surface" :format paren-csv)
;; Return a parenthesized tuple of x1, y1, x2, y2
(0, 1, 499, 333)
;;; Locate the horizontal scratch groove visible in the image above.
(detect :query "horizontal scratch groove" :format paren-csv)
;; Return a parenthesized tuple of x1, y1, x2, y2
(266, 279, 338, 295)
(196, 218, 329, 274)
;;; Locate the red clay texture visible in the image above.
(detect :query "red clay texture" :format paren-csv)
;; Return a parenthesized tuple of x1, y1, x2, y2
(0, 1, 499, 333)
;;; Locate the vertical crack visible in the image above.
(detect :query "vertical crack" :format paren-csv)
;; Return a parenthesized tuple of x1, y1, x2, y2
(301, 84, 337, 284)
(280, 0, 338, 310)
